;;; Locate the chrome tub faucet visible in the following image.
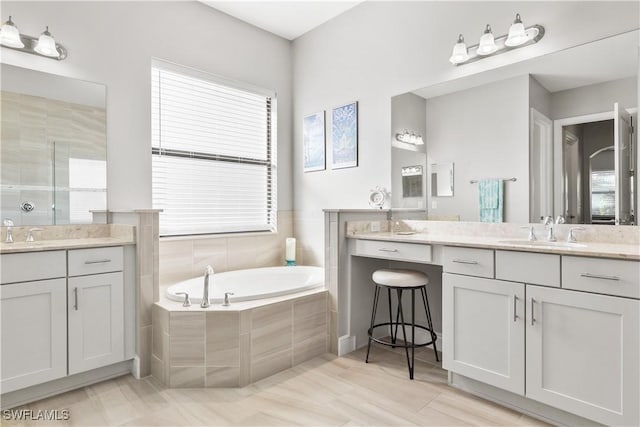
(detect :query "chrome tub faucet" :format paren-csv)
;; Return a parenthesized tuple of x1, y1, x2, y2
(201, 265, 214, 308)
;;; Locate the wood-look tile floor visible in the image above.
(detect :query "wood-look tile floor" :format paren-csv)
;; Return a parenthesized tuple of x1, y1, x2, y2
(4, 345, 549, 427)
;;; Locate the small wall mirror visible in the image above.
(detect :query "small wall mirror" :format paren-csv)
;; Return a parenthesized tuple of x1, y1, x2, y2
(1, 64, 107, 226)
(430, 162, 454, 197)
(402, 165, 423, 198)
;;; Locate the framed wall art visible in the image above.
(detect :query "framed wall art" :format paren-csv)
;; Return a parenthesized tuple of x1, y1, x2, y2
(303, 111, 326, 172)
(331, 101, 358, 169)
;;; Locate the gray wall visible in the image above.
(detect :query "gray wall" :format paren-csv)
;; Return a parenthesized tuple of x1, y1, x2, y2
(551, 76, 637, 119)
(3, 1, 293, 212)
(425, 75, 530, 222)
(292, 1, 639, 264)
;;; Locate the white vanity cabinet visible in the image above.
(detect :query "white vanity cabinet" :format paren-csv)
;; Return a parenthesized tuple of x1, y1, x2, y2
(526, 285, 639, 426)
(1, 251, 68, 393)
(442, 273, 525, 395)
(68, 247, 125, 374)
(443, 246, 640, 426)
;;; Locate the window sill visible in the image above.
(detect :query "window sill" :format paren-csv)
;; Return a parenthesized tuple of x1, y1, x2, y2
(160, 230, 279, 242)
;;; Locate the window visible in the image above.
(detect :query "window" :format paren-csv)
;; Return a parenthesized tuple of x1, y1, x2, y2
(151, 61, 276, 236)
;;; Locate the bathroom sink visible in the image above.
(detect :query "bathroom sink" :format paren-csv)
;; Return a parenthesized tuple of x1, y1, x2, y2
(498, 239, 587, 249)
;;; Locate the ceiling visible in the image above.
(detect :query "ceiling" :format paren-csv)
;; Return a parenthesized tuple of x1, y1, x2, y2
(202, 1, 364, 40)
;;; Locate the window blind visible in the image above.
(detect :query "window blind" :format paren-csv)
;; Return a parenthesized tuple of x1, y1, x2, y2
(151, 64, 276, 236)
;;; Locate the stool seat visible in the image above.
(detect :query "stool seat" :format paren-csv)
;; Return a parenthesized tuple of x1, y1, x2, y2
(372, 269, 428, 288)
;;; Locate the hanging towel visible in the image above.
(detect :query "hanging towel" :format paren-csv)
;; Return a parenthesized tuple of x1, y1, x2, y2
(478, 179, 504, 223)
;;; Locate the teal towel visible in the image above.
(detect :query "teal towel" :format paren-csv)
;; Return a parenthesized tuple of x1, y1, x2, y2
(478, 179, 503, 223)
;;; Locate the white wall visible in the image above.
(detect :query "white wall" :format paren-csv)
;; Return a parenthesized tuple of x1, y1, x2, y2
(292, 1, 639, 264)
(425, 75, 530, 222)
(2, 1, 293, 212)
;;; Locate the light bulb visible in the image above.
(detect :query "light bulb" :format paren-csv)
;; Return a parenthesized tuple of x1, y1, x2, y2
(34, 26, 59, 57)
(0, 16, 24, 49)
(505, 13, 528, 47)
(449, 34, 469, 65)
(477, 24, 497, 56)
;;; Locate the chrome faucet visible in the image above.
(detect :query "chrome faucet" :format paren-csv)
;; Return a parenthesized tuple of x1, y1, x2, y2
(567, 227, 585, 243)
(201, 265, 214, 308)
(543, 216, 557, 242)
(520, 225, 537, 241)
(3, 219, 14, 243)
(26, 228, 43, 242)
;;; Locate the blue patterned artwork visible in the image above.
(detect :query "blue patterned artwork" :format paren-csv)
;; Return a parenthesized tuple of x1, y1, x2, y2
(331, 102, 358, 169)
(303, 111, 326, 172)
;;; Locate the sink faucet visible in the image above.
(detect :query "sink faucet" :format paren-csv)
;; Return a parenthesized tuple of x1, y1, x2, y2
(543, 216, 557, 242)
(3, 219, 14, 243)
(26, 228, 43, 242)
(201, 265, 214, 308)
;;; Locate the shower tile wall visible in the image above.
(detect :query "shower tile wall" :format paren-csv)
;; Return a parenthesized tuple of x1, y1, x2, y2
(158, 211, 297, 287)
(0, 91, 106, 225)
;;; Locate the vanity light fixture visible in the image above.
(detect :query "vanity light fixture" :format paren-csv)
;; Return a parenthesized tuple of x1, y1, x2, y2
(450, 13, 544, 66)
(396, 129, 424, 145)
(0, 16, 67, 60)
(0, 16, 24, 48)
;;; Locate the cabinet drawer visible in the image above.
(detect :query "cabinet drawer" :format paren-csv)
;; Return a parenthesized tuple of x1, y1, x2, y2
(68, 247, 123, 277)
(562, 256, 640, 299)
(443, 247, 494, 278)
(496, 251, 560, 287)
(354, 239, 431, 263)
(0, 251, 66, 284)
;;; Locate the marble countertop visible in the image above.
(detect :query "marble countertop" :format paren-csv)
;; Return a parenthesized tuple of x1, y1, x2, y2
(348, 231, 640, 260)
(0, 236, 136, 254)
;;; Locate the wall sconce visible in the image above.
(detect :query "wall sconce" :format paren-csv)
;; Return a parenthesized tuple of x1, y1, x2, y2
(449, 13, 544, 66)
(0, 16, 67, 60)
(396, 129, 424, 145)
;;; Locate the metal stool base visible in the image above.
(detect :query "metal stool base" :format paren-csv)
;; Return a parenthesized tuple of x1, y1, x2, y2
(365, 285, 439, 379)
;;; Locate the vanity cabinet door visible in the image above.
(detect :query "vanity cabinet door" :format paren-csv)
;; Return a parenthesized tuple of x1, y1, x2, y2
(1, 279, 67, 393)
(68, 272, 124, 375)
(443, 273, 525, 395)
(526, 285, 639, 426)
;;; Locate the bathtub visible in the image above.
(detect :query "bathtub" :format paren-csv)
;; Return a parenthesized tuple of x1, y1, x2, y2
(166, 265, 324, 304)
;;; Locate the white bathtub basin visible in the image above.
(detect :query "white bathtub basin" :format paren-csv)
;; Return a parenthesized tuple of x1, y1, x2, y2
(166, 265, 324, 304)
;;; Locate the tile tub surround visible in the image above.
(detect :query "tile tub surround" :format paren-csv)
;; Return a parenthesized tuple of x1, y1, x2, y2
(158, 210, 295, 288)
(151, 290, 329, 388)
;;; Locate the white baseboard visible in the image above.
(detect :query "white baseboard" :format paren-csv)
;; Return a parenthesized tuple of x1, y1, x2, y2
(338, 335, 356, 356)
(131, 356, 141, 379)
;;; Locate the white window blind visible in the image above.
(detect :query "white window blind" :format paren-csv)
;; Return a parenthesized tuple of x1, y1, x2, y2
(151, 64, 276, 236)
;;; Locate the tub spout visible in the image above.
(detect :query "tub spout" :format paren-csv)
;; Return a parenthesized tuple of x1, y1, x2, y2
(201, 265, 214, 308)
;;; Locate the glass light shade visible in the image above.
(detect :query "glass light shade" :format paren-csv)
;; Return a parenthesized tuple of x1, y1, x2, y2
(34, 27, 59, 57)
(0, 16, 24, 48)
(505, 14, 527, 47)
(477, 25, 497, 56)
(449, 34, 469, 64)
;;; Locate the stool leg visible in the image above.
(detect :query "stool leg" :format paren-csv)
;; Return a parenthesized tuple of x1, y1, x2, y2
(396, 288, 413, 379)
(420, 286, 439, 362)
(388, 288, 396, 346)
(411, 288, 416, 378)
(365, 285, 381, 363)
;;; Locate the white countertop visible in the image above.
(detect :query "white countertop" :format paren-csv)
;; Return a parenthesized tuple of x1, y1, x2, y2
(348, 231, 640, 261)
(0, 237, 136, 254)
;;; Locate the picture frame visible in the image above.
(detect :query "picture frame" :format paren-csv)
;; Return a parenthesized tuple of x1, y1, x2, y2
(331, 101, 358, 169)
(303, 111, 326, 172)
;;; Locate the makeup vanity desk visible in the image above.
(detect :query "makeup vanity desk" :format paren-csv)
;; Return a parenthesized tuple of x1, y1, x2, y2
(334, 218, 640, 427)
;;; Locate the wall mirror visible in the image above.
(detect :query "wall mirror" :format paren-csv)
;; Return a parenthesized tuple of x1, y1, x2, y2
(390, 30, 638, 225)
(1, 64, 107, 226)
(431, 162, 454, 197)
